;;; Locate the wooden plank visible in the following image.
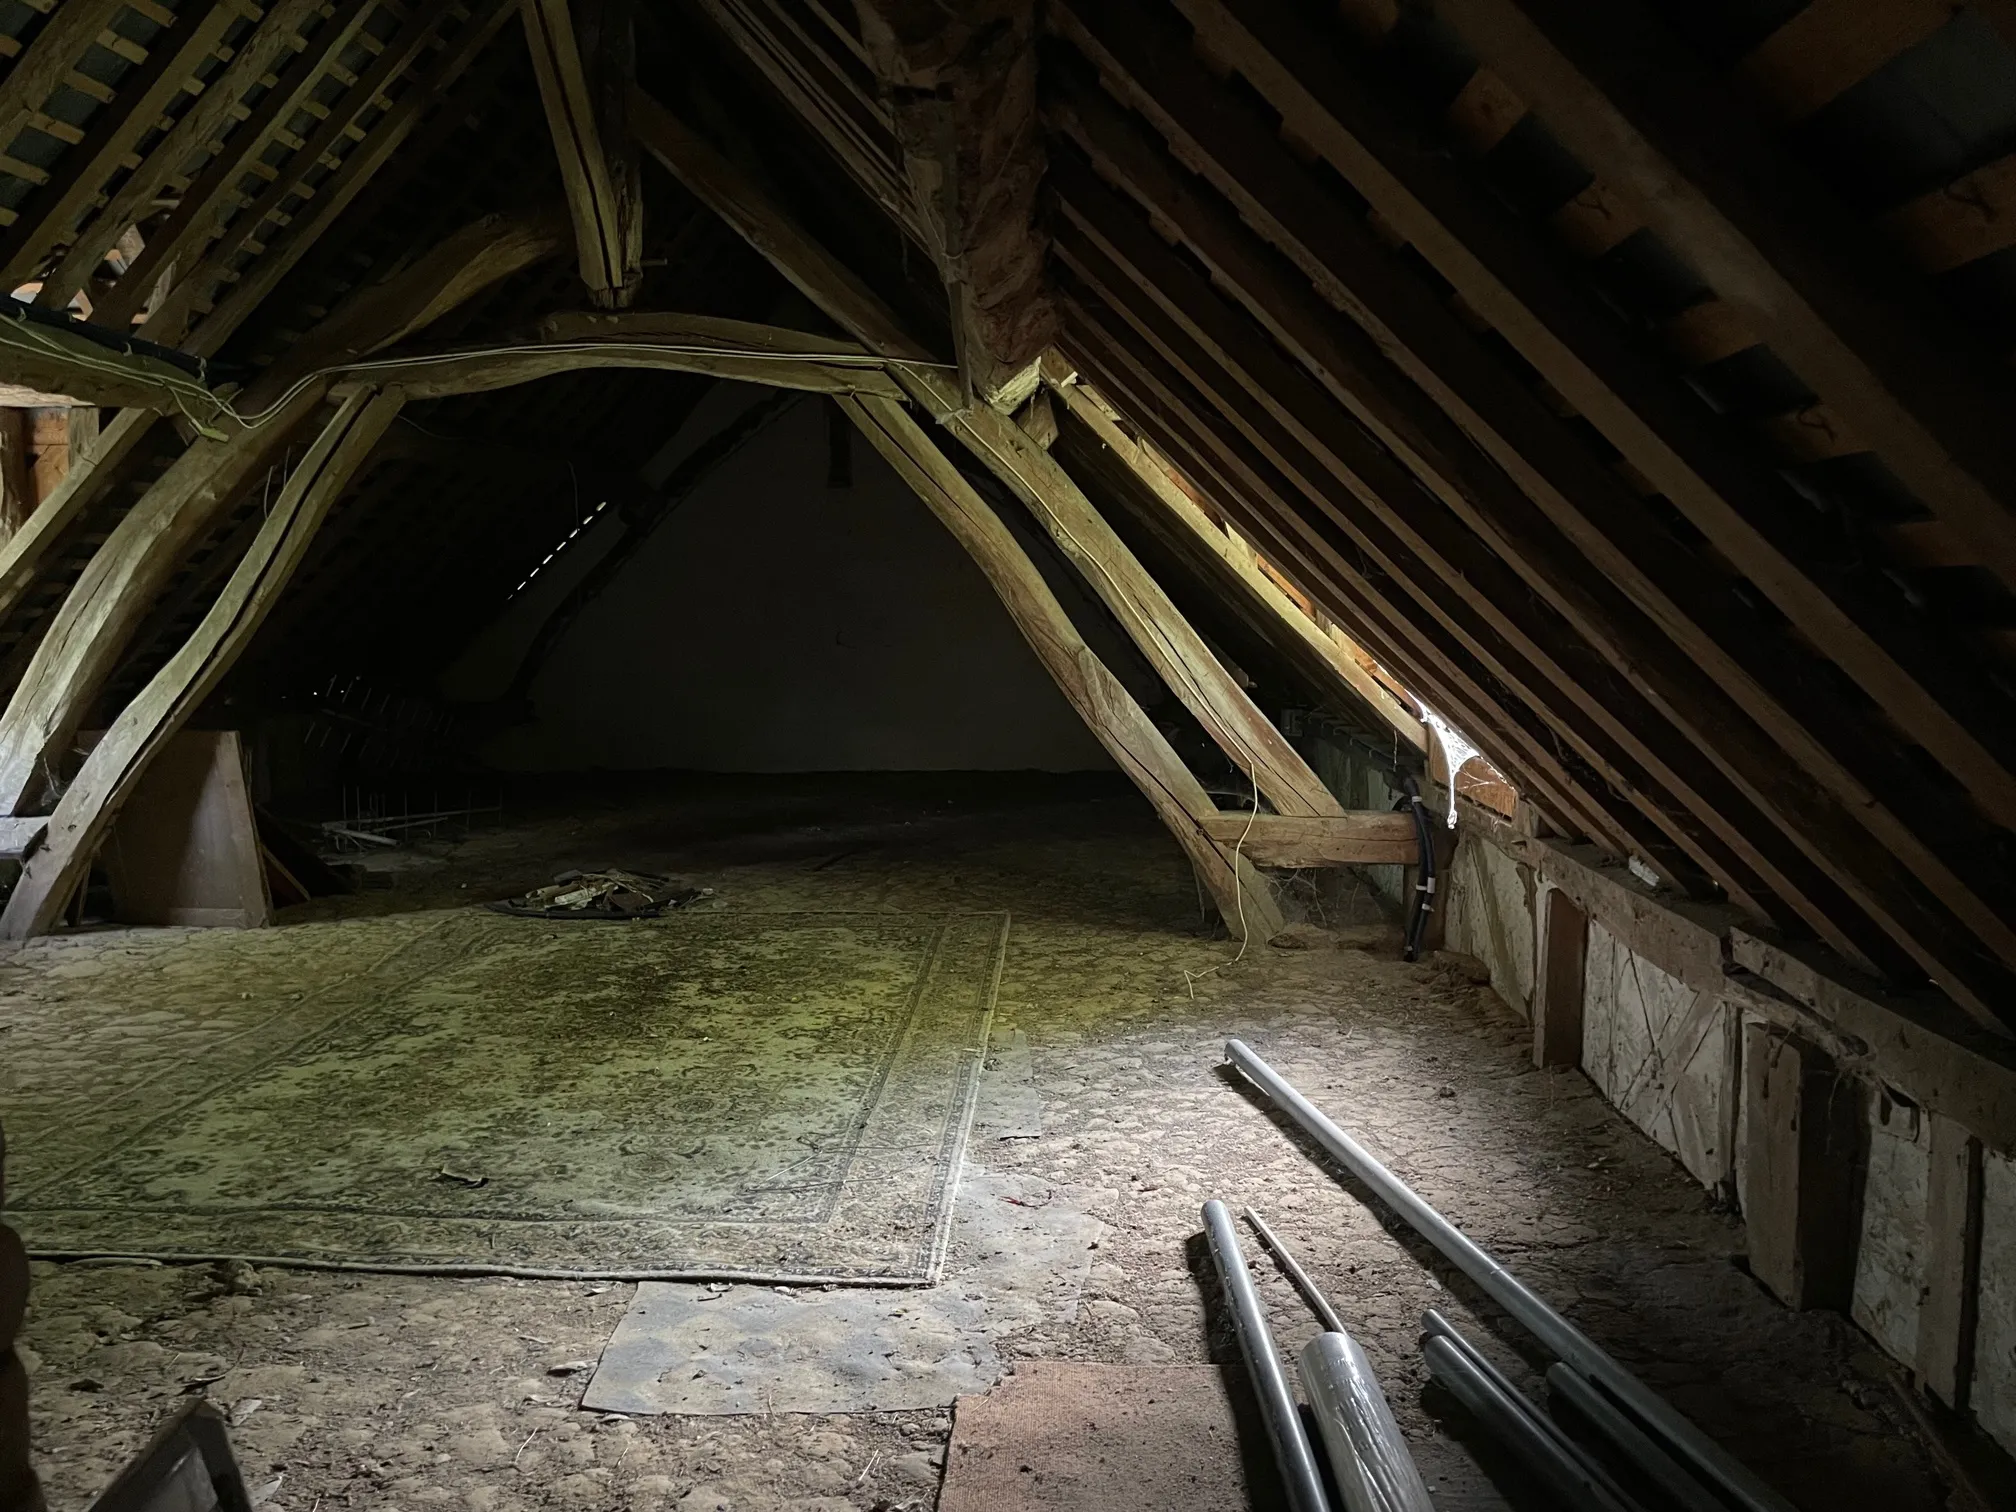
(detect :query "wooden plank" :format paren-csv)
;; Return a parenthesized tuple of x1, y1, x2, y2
(1061, 312, 1665, 867)
(1198, 811, 1416, 866)
(1883, 152, 2016, 274)
(1740, 0, 1961, 121)
(1044, 365, 1427, 754)
(0, 411, 27, 542)
(1918, 1114, 1983, 1409)
(0, 815, 46, 859)
(0, 381, 328, 819)
(520, 0, 637, 304)
(1, 387, 405, 939)
(1739, 1024, 1866, 1311)
(101, 728, 270, 927)
(0, 0, 244, 290)
(91, 0, 387, 331)
(34, 0, 333, 310)
(1532, 884, 1587, 1068)
(840, 390, 1283, 941)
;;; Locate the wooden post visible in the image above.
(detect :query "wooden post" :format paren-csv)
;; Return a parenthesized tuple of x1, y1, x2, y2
(0, 389, 405, 940)
(1533, 884, 1588, 1067)
(841, 391, 1283, 941)
(0, 411, 28, 543)
(1918, 1114, 1984, 1409)
(523, 0, 640, 306)
(1740, 1024, 1866, 1311)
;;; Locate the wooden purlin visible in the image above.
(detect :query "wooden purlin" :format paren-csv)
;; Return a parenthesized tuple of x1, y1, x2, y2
(0, 0, 132, 177)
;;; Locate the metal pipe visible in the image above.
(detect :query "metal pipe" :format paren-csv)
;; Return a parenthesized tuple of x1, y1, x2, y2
(1246, 1206, 1347, 1334)
(1201, 1198, 1332, 1512)
(1423, 1312, 1639, 1512)
(1299, 1331, 1435, 1512)
(1548, 1363, 1729, 1512)
(1225, 1038, 1796, 1512)
(1423, 1334, 1642, 1512)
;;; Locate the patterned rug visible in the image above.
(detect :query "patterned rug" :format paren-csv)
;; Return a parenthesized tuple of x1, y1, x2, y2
(4, 909, 1007, 1282)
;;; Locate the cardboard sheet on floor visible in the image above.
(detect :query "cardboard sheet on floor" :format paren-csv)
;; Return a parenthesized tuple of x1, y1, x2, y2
(938, 1361, 1288, 1511)
(974, 1027, 1042, 1138)
(582, 1168, 1101, 1414)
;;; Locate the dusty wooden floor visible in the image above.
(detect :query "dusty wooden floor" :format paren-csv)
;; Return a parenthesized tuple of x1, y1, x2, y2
(3, 774, 1950, 1510)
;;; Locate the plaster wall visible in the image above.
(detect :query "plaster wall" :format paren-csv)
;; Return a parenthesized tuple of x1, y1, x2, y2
(1979, 1149, 2016, 1456)
(1443, 834, 1534, 1017)
(448, 392, 1113, 774)
(1849, 1096, 1930, 1371)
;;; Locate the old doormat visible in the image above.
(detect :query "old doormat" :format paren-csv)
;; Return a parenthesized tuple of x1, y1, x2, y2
(6, 909, 1008, 1281)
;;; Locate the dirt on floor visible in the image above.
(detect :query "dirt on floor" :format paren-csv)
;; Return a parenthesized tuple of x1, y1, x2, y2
(1, 774, 1960, 1510)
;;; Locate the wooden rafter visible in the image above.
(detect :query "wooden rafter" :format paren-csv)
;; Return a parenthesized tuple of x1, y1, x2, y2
(0, 386, 406, 939)
(841, 389, 1283, 940)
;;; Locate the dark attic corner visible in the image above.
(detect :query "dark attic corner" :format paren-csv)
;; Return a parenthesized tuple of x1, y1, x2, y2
(2, 1, 2016, 1510)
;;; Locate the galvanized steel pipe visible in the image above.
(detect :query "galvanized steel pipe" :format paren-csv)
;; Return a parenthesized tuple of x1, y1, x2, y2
(1423, 1334, 1641, 1512)
(1225, 1038, 1796, 1512)
(1201, 1198, 1332, 1512)
(1299, 1331, 1434, 1512)
(1548, 1363, 1729, 1512)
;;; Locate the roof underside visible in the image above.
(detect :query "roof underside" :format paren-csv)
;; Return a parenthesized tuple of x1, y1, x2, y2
(0, 0, 2014, 1025)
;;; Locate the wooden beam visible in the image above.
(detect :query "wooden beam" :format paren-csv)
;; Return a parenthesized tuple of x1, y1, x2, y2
(143, 0, 511, 353)
(853, 0, 1054, 405)
(1396, 0, 2016, 731)
(521, 0, 640, 305)
(1059, 0, 2016, 1018)
(0, 0, 245, 291)
(33, 0, 332, 311)
(0, 306, 225, 415)
(1918, 1113, 1984, 1409)
(245, 209, 573, 406)
(627, 85, 1340, 831)
(1739, 1024, 1866, 1311)
(941, 394, 1344, 820)
(0, 382, 330, 818)
(0, 387, 405, 940)
(1060, 314, 1651, 865)
(0, 412, 27, 544)
(1044, 361, 1427, 754)
(0, 0, 130, 173)
(841, 389, 1282, 941)
(1882, 151, 2016, 274)
(91, 0, 386, 332)
(1199, 811, 1416, 866)
(1739, 0, 1962, 121)
(0, 407, 155, 624)
(1533, 884, 1587, 1068)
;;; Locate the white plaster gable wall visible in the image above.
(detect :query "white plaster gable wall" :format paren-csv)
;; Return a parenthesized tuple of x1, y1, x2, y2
(1976, 1148, 2016, 1457)
(1443, 835, 1535, 1016)
(1581, 920, 1735, 1190)
(1851, 1097, 1930, 1369)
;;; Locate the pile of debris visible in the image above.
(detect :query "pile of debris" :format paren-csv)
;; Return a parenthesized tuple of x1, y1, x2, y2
(485, 869, 709, 920)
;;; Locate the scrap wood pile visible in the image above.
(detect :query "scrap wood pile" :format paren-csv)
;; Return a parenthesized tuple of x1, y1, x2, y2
(486, 869, 709, 919)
